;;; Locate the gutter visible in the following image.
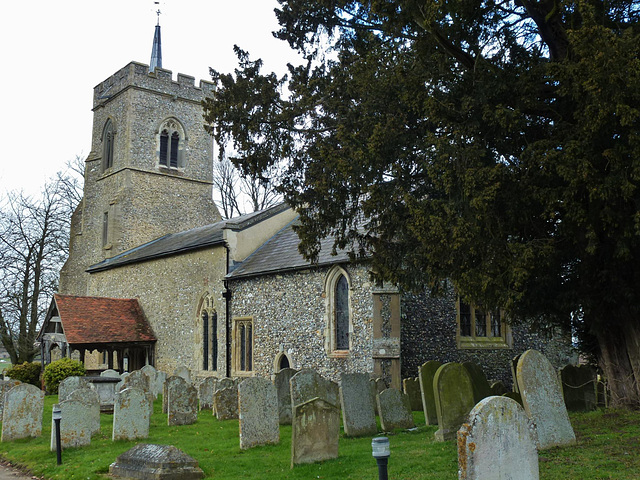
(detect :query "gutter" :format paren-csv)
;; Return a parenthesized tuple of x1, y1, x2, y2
(223, 244, 232, 378)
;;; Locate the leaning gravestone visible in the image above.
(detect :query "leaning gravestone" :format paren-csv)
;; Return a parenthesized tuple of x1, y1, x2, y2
(462, 362, 492, 404)
(198, 377, 217, 411)
(58, 376, 96, 402)
(214, 386, 239, 420)
(167, 382, 198, 426)
(0, 380, 21, 419)
(67, 388, 101, 435)
(274, 368, 297, 425)
(377, 388, 415, 432)
(238, 377, 280, 449)
(109, 443, 204, 479)
(418, 360, 442, 425)
(517, 349, 576, 449)
(1, 384, 44, 441)
(290, 369, 340, 466)
(433, 362, 475, 441)
(113, 387, 150, 441)
(402, 377, 423, 411)
(458, 396, 539, 480)
(340, 373, 377, 437)
(173, 365, 191, 384)
(559, 364, 597, 412)
(370, 377, 386, 415)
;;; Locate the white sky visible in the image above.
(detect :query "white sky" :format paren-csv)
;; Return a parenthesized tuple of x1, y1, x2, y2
(0, 0, 301, 196)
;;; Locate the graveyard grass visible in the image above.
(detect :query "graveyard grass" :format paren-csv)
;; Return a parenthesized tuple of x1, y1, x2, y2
(0, 397, 638, 479)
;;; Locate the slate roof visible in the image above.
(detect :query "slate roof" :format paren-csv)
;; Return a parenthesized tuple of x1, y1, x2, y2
(53, 294, 156, 345)
(227, 219, 353, 279)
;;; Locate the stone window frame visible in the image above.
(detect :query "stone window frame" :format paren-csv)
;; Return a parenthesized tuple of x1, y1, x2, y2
(323, 265, 353, 357)
(197, 293, 218, 372)
(273, 351, 292, 373)
(232, 316, 254, 376)
(102, 210, 111, 250)
(101, 118, 115, 172)
(156, 117, 186, 169)
(456, 297, 513, 349)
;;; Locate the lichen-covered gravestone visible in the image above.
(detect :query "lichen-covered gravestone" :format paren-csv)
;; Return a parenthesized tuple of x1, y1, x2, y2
(100, 369, 120, 378)
(517, 349, 576, 449)
(58, 376, 96, 402)
(290, 369, 340, 467)
(214, 386, 239, 420)
(67, 388, 101, 435)
(402, 377, 423, 411)
(163, 375, 184, 414)
(167, 381, 197, 426)
(1, 384, 44, 441)
(0, 380, 21, 418)
(462, 362, 492, 404)
(433, 362, 475, 441)
(377, 388, 415, 432)
(113, 387, 150, 441)
(51, 394, 99, 450)
(198, 377, 217, 411)
(238, 377, 280, 449)
(141, 365, 158, 396)
(559, 364, 597, 412)
(109, 443, 204, 479)
(121, 370, 154, 416)
(274, 368, 297, 425)
(370, 377, 386, 415)
(173, 365, 191, 384)
(339, 372, 377, 437)
(418, 360, 442, 425)
(458, 396, 539, 480)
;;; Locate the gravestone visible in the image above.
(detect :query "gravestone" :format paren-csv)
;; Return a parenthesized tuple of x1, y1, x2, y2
(154, 370, 167, 399)
(274, 368, 297, 425)
(462, 362, 492, 404)
(433, 362, 475, 441)
(58, 376, 96, 402)
(214, 386, 239, 420)
(141, 365, 158, 397)
(167, 382, 198, 426)
(173, 366, 191, 384)
(290, 370, 340, 466)
(402, 377, 423, 411)
(490, 380, 509, 396)
(120, 370, 154, 416)
(109, 444, 204, 479)
(0, 380, 21, 418)
(511, 354, 522, 393)
(100, 369, 121, 378)
(163, 375, 184, 414)
(216, 377, 235, 391)
(116, 372, 130, 393)
(517, 349, 576, 449)
(370, 377, 386, 415)
(1, 384, 44, 441)
(503, 391, 523, 406)
(377, 388, 415, 432)
(113, 387, 150, 441)
(339, 373, 377, 437)
(418, 360, 442, 425)
(458, 396, 539, 480)
(559, 364, 597, 412)
(198, 377, 217, 411)
(238, 377, 280, 449)
(51, 395, 97, 450)
(67, 388, 101, 435)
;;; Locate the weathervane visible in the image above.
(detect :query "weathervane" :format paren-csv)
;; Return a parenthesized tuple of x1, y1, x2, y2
(155, 1, 161, 25)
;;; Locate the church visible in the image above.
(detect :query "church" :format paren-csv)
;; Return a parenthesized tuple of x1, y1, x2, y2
(40, 22, 573, 389)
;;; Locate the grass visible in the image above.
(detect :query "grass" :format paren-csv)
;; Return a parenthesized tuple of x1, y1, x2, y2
(0, 360, 11, 372)
(0, 397, 638, 479)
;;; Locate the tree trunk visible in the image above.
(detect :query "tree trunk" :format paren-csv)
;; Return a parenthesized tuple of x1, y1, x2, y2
(597, 323, 640, 408)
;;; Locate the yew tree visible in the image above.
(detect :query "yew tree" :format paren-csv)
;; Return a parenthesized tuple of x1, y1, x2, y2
(203, 0, 640, 406)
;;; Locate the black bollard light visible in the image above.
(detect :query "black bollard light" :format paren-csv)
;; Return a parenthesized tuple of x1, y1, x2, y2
(52, 405, 62, 465)
(371, 436, 390, 480)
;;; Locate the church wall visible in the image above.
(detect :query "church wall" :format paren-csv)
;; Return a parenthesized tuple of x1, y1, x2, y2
(85, 246, 228, 376)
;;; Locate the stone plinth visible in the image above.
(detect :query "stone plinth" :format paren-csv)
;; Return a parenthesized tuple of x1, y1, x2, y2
(109, 443, 204, 479)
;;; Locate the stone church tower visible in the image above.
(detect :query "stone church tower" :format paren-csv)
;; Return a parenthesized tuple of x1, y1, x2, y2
(59, 23, 221, 295)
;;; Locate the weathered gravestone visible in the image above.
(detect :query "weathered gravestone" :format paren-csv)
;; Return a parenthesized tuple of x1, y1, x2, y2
(458, 396, 539, 480)
(214, 386, 239, 420)
(503, 391, 523, 406)
(162, 375, 184, 414)
(100, 369, 121, 378)
(377, 388, 415, 432)
(173, 365, 191, 384)
(198, 377, 217, 411)
(1, 384, 44, 442)
(0, 380, 21, 418)
(67, 388, 101, 435)
(154, 370, 167, 399)
(51, 395, 98, 450)
(58, 376, 96, 402)
(559, 364, 597, 412)
(462, 362, 492, 404)
(238, 377, 280, 449)
(141, 365, 158, 397)
(116, 372, 130, 393)
(490, 380, 509, 396)
(370, 377, 386, 415)
(120, 370, 154, 416)
(340, 373, 377, 437)
(402, 377, 423, 411)
(167, 380, 197, 426)
(109, 443, 204, 479)
(418, 360, 442, 425)
(433, 362, 475, 442)
(274, 368, 297, 425)
(113, 387, 150, 441)
(290, 369, 340, 467)
(517, 349, 576, 449)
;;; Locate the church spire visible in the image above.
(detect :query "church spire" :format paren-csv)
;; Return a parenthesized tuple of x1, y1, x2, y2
(149, 8, 162, 73)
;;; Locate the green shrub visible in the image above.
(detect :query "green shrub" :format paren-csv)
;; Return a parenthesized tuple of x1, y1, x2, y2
(4, 362, 42, 387)
(42, 357, 85, 394)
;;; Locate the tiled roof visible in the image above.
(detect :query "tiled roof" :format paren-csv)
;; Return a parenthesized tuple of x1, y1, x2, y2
(227, 219, 353, 279)
(54, 294, 156, 344)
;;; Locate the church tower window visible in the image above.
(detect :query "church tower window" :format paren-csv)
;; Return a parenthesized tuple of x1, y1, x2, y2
(157, 118, 185, 168)
(102, 119, 115, 172)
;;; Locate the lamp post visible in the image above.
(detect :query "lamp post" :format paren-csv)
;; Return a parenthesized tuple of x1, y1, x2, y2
(371, 436, 390, 480)
(52, 405, 62, 465)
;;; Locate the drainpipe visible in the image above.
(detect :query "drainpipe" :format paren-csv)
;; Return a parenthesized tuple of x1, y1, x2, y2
(223, 245, 232, 378)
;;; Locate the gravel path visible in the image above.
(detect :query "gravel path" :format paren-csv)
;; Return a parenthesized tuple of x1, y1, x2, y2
(0, 460, 41, 480)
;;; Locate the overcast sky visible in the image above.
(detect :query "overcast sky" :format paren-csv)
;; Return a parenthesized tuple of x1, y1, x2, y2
(0, 0, 301, 196)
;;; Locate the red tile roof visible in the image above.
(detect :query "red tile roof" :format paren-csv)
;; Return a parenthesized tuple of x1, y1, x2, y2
(54, 294, 156, 344)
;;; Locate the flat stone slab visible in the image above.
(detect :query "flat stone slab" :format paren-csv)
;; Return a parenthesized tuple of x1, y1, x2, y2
(109, 443, 204, 479)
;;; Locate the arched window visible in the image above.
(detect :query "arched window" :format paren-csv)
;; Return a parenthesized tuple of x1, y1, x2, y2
(157, 118, 185, 168)
(102, 119, 115, 171)
(198, 293, 218, 371)
(324, 266, 352, 355)
(335, 275, 349, 350)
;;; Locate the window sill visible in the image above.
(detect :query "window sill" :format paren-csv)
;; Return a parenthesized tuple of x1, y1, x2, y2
(328, 350, 350, 359)
(457, 337, 512, 350)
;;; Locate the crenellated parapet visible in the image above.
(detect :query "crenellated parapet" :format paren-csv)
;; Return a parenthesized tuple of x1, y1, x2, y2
(93, 61, 214, 108)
